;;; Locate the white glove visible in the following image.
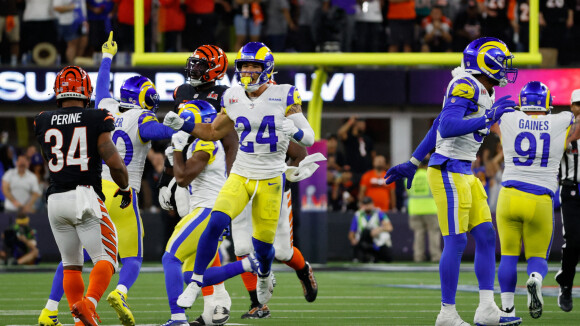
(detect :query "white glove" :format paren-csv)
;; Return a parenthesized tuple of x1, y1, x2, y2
(159, 178, 176, 211)
(282, 118, 299, 137)
(175, 185, 191, 218)
(164, 111, 185, 130)
(172, 131, 190, 151)
(165, 146, 174, 166)
(285, 153, 327, 182)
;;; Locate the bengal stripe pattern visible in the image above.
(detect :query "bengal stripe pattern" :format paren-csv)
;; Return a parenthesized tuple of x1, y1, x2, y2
(98, 198, 118, 263)
(54, 65, 93, 101)
(287, 191, 294, 246)
(191, 45, 228, 82)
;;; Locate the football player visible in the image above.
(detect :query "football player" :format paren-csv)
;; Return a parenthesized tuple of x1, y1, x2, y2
(496, 81, 580, 319)
(164, 42, 314, 308)
(384, 37, 522, 326)
(34, 64, 129, 326)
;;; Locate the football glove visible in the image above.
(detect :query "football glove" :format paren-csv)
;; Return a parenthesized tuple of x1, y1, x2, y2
(102, 31, 117, 59)
(165, 145, 174, 166)
(485, 95, 516, 124)
(164, 111, 185, 130)
(384, 160, 419, 189)
(172, 131, 190, 151)
(114, 186, 133, 209)
(159, 178, 176, 211)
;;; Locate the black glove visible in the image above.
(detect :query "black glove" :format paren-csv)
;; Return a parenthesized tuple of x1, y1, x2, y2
(114, 186, 133, 209)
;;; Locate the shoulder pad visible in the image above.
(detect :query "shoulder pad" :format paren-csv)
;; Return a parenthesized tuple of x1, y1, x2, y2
(448, 77, 480, 102)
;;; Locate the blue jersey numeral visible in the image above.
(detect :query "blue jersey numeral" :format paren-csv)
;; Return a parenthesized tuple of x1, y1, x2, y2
(236, 115, 278, 153)
(513, 131, 550, 167)
(112, 130, 133, 166)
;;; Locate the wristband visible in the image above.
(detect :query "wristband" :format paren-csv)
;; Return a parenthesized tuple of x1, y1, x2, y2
(293, 129, 304, 141)
(410, 157, 421, 166)
(182, 120, 195, 133)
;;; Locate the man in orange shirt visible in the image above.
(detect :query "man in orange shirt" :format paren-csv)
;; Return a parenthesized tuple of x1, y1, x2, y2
(359, 155, 395, 212)
(387, 0, 416, 52)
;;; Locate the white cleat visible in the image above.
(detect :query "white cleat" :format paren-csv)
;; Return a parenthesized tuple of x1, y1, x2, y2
(527, 272, 544, 319)
(177, 282, 201, 308)
(257, 272, 276, 304)
(474, 303, 522, 326)
(212, 305, 230, 325)
(435, 310, 470, 326)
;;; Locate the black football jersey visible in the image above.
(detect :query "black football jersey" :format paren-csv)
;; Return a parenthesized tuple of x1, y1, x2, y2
(34, 107, 115, 200)
(173, 83, 229, 113)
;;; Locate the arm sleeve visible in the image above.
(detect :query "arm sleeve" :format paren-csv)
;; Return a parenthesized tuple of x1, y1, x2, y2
(410, 114, 441, 161)
(438, 97, 487, 138)
(95, 57, 113, 108)
(139, 121, 176, 142)
(287, 112, 315, 147)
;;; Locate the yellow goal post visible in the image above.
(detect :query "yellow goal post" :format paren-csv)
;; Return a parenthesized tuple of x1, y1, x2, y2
(132, 0, 541, 140)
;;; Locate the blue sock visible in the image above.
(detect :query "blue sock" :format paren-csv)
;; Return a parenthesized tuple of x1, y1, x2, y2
(183, 271, 193, 285)
(471, 222, 496, 290)
(119, 256, 143, 291)
(498, 255, 519, 293)
(440, 233, 467, 304)
(193, 211, 231, 276)
(527, 257, 548, 279)
(162, 252, 185, 314)
(252, 237, 275, 276)
(203, 261, 245, 286)
(49, 262, 65, 302)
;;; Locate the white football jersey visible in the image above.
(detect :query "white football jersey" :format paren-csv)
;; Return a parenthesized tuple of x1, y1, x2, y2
(102, 106, 157, 191)
(435, 72, 494, 161)
(222, 84, 300, 179)
(501, 110, 574, 194)
(185, 139, 227, 209)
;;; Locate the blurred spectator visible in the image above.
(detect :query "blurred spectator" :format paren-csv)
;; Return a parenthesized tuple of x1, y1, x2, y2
(86, 0, 114, 59)
(354, 0, 385, 52)
(406, 159, 441, 263)
(316, 1, 345, 52)
(515, 0, 530, 52)
(1, 154, 41, 215)
(421, 5, 452, 52)
(183, 0, 218, 52)
(387, 0, 416, 52)
(214, 0, 234, 52)
(0, 140, 16, 212)
(265, 0, 297, 52)
(348, 196, 393, 263)
(296, 0, 328, 52)
(158, 0, 185, 52)
(113, 0, 153, 59)
(1, 213, 40, 265)
(479, 0, 515, 51)
(330, 0, 358, 52)
(359, 155, 395, 212)
(233, 0, 263, 51)
(415, 0, 432, 22)
(452, 0, 482, 51)
(29, 152, 47, 212)
(53, 0, 88, 64)
(21, 0, 58, 65)
(539, 0, 574, 66)
(337, 116, 375, 185)
(0, 0, 21, 66)
(326, 134, 345, 172)
(330, 165, 358, 211)
(570, 0, 580, 65)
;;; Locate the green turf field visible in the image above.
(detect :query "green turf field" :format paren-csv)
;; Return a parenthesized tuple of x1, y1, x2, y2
(1, 264, 579, 325)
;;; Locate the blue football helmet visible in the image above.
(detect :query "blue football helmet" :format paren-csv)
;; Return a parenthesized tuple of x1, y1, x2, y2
(234, 42, 274, 92)
(462, 37, 517, 87)
(519, 81, 552, 112)
(178, 100, 217, 124)
(119, 75, 160, 112)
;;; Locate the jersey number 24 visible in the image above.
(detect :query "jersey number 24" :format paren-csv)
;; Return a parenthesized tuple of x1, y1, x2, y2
(236, 115, 279, 153)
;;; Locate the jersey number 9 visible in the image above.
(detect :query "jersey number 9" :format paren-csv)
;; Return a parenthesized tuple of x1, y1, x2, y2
(513, 131, 550, 167)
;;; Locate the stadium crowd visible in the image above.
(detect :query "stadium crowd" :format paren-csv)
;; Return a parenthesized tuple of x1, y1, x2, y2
(2, 0, 580, 66)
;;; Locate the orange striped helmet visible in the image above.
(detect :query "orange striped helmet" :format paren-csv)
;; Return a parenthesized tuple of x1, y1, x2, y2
(53, 65, 93, 107)
(186, 45, 228, 87)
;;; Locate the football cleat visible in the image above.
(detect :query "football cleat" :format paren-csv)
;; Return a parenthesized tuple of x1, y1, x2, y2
(178, 282, 202, 308)
(558, 285, 573, 312)
(501, 306, 515, 317)
(39, 308, 62, 326)
(474, 303, 522, 326)
(106, 289, 135, 326)
(71, 298, 101, 326)
(188, 316, 206, 326)
(526, 273, 544, 319)
(211, 305, 230, 325)
(435, 310, 470, 326)
(241, 304, 271, 319)
(296, 261, 318, 302)
(161, 318, 189, 326)
(257, 272, 276, 304)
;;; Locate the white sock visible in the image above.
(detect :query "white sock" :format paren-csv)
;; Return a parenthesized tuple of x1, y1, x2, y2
(479, 289, 494, 305)
(242, 257, 253, 272)
(171, 313, 187, 321)
(116, 284, 128, 294)
(441, 303, 457, 314)
(45, 299, 59, 311)
(191, 273, 203, 285)
(87, 297, 98, 309)
(501, 292, 515, 309)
